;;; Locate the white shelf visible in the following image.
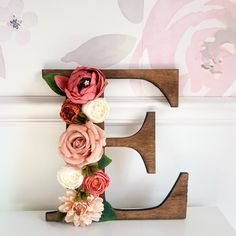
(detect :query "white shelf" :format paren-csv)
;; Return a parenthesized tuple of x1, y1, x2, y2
(0, 207, 235, 236)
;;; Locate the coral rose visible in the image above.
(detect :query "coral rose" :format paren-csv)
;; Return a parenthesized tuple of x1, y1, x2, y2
(60, 99, 81, 124)
(83, 170, 110, 196)
(58, 189, 104, 227)
(55, 66, 106, 104)
(59, 121, 106, 168)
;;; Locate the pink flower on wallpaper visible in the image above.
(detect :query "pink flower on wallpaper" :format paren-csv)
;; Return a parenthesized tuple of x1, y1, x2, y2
(130, 0, 236, 96)
(183, 25, 236, 96)
(0, 0, 37, 44)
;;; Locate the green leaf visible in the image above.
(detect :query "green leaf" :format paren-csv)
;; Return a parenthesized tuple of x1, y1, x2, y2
(98, 154, 112, 169)
(74, 113, 88, 124)
(42, 73, 67, 96)
(82, 165, 98, 177)
(87, 163, 99, 173)
(76, 189, 89, 201)
(99, 200, 117, 222)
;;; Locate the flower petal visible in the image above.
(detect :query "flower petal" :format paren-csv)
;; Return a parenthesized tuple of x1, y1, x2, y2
(58, 204, 67, 212)
(118, 0, 144, 24)
(87, 129, 95, 151)
(65, 213, 74, 223)
(80, 84, 97, 95)
(0, 46, 6, 79)
(65, 189, 77, 197)
(0, 7, 11, 21)
(61, 34, 136, 68)
(8, 0, 24, 15)
(54, 75, 69, 92)
(22, 12, 37, 28)
(80, 92, 96, 101)
(0, 25, 12, 42)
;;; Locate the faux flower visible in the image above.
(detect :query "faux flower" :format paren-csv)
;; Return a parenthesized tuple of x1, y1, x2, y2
(57, 165, 84, 190)
(55, 66, 106, 104)
(58, 189, 104, 227)
(59, 121, 106, 168)
(60, 99, 81, 124)
(82, 98, 110, 123)
(0, 0, 37, 44)
(83, 170, 110, 196)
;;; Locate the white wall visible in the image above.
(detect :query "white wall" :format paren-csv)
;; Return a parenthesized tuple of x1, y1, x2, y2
(0, 0, 236, 231)
(0, 96, 236, 229)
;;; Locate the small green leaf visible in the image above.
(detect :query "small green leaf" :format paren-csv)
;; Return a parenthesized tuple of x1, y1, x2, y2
(99, 200, 117, 222)
(74, 113, 88, 124)
(76, 192, 82, 201)
(88, 163, 99, 172)
(98, 154, 112, 169)
(82, 163, 99, 177)
(42, 73, 67, 96)
(85, 167, 93, 176)
(76, 189, 89, 201)
(81, 192, 88, 201)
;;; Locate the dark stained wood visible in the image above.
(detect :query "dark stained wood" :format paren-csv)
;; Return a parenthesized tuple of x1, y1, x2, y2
(115, 172, 188, 219)
(45, 173, 188, 221)
(106, 112, 155, 173)
(43, 68, 188, 222)
(42, 69, 179, 107)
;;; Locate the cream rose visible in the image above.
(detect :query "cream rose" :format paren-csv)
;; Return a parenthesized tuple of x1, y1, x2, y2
(82, 98, 109, 123)
(57, 165, 84, 189)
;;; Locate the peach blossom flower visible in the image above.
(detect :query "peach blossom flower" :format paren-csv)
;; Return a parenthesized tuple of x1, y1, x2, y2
(55, 66, 106, 104)
(58, 189, 104, 227)
(59, 121, 106, 168)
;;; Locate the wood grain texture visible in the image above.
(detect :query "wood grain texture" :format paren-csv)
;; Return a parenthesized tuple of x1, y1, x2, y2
(106, 112, 155, 173)
(43, 68, 188, 221)
(45, 173, 188, 221)
(115, 172, 188, 219)
(42, 69, 179, 107)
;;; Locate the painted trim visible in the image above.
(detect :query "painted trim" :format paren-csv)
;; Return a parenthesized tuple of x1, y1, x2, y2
(0, 96, 236, 124)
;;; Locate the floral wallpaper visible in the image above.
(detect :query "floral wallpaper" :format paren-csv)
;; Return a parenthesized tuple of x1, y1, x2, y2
(130, 0, 236, 96)
(0, 0, 37, 78)
(0, 0, 236, 96)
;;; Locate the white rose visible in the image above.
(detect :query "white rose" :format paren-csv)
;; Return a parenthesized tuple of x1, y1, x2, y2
(82, 98, 110, 123)
(57, 165, 84, 189)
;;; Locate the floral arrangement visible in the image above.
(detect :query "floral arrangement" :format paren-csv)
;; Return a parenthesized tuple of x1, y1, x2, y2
(43, 66, 116, 227)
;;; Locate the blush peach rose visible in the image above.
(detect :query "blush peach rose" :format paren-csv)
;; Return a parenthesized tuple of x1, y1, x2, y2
(83, 170, 110, 196)
(58, 122, 106, 168)
(55, 66, 106, 104)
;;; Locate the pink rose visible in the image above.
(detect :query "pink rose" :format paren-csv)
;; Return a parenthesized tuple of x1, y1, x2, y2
(83, 170, 110, 196)
(55, 66, 106, 104)
(59, 121, 106, 168)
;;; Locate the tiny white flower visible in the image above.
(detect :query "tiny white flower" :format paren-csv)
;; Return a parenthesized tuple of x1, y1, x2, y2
(82, 98, 110, 123)
(84, 80, 90, 86)
(57, 165, 84, 190)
